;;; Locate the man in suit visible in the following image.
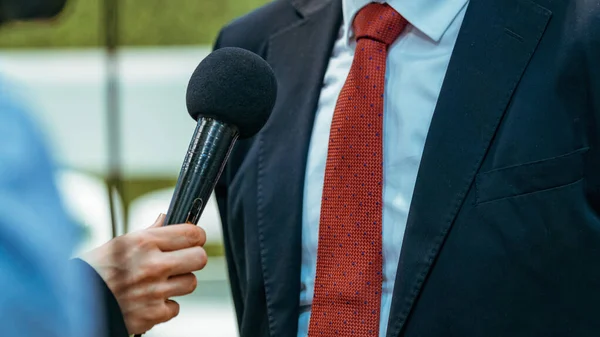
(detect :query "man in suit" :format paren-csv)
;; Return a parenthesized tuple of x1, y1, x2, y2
(215, 0, 600, 336)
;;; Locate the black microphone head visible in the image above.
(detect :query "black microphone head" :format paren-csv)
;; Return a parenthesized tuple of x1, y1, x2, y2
(186, 47, 277, 138)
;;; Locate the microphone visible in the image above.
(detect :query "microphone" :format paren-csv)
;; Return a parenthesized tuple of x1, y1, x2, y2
(164, 47, 277, 226)
(133, 45, 276, 337)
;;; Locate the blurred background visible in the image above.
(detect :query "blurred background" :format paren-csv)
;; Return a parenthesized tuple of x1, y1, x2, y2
(0, 0, 268, 336)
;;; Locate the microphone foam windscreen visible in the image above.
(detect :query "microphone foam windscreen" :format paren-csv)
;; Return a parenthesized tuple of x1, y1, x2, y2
(186, 47, 278, 138)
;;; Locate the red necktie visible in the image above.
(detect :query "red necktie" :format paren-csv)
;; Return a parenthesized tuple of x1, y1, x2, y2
(308, 4, 407, 336)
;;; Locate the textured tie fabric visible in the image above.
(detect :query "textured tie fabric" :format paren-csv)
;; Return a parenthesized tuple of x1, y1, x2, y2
(308, 4, 408, 336)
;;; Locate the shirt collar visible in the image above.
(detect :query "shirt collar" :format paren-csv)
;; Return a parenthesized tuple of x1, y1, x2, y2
(342, 0, 469, 45)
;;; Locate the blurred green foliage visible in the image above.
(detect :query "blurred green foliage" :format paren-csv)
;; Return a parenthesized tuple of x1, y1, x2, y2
(0, 0, 268, 48)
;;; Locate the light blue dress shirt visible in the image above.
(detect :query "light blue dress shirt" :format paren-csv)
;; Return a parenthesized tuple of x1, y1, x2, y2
(0, 77, 102, 337)
(299, 1, 469, 336)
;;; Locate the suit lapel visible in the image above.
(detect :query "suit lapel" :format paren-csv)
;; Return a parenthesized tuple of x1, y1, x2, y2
(386, 0, 551, 335)
(256, 1, 342, 336)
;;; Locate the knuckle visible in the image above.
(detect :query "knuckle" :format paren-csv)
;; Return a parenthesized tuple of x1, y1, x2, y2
(128, 267, 146, 285)
(146, 259, 171, 278)
(134, 231, 153, 246)
(157, 305, 172, 322)
(142, 303, 165, 325)
(131, 259, 160, 283)
(197, 227, 207, 246)
(130, 233, 157, 254)
(153, 287, 169, 300)
(192, 247, 208, 270)
(186, 274, 198, 293)
(127, 233, 146, 249)
(185, 226, 204, 246)
(170, 301, 181, 318)
(161, 301, 179, 321)
(199, 247, 208, 266)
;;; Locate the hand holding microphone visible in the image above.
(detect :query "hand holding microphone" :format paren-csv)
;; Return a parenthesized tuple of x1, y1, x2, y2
(82, 214, 207, 335)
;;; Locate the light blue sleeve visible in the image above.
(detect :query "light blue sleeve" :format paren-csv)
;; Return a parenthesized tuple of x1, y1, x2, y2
(0, 79, 104, 337)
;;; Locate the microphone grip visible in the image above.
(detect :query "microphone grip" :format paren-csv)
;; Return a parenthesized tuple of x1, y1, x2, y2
(164, 117, 238, 226)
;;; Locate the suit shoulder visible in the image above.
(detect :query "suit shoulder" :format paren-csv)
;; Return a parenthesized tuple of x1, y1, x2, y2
(216, 0, 300, 53)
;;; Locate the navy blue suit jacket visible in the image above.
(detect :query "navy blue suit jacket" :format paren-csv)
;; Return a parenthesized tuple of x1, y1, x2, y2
(214, 0, 600, 336)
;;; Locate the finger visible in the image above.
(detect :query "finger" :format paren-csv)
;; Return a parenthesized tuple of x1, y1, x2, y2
(149, 213, 166, 228)
(163, 246, 207, 276)
(161, 299, 180, 323)
(156, 273, 198, 299)
(149, 224, 206, 251)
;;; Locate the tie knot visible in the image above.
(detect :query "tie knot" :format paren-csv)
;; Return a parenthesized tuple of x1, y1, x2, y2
(353, 3, 407, 46)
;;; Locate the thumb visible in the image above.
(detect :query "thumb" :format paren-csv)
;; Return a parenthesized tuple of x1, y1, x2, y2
(149, 213, 166, 228)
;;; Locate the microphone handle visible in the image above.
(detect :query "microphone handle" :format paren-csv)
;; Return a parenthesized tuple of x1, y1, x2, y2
(133, 120, 238, 337)
(164, 117, 239, 226)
